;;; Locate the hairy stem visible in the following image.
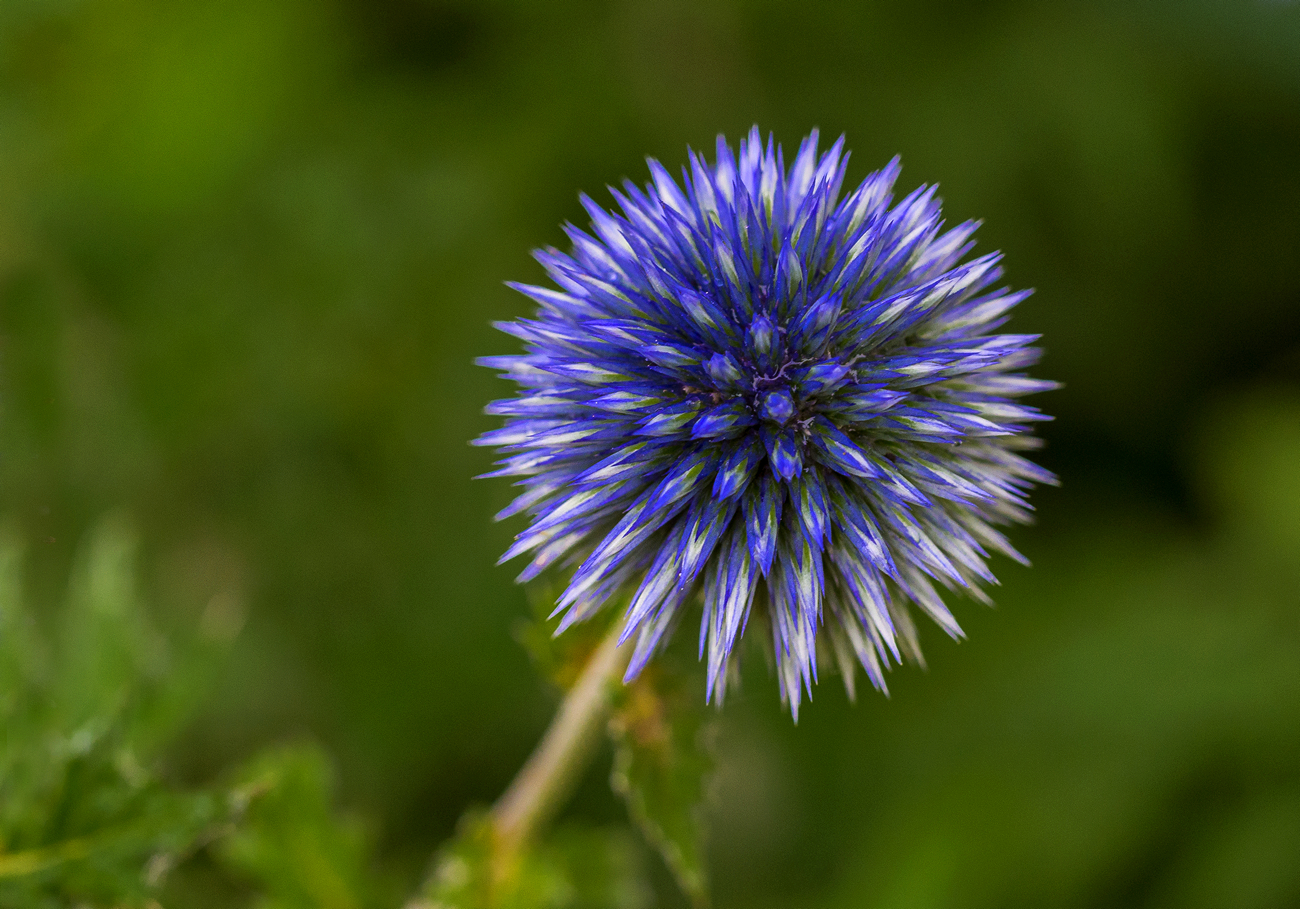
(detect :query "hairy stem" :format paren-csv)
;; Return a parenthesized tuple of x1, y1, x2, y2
(490, 622, 632, 875)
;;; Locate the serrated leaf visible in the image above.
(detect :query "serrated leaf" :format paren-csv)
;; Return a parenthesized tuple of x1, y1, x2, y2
(608, 662, 715, 908)
(421, 811, 650, 909)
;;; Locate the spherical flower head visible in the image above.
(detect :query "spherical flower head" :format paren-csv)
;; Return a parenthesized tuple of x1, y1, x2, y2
(477, 128, 1057, 716)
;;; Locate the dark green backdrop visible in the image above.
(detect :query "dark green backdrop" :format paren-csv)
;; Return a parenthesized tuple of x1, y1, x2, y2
(2, 1, 1298, 906)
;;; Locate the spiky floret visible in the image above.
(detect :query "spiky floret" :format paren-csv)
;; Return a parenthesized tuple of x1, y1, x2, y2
(476, 128, 1056, 716)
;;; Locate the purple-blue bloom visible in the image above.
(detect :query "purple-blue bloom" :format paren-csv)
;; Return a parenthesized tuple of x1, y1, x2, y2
(477, 128, 1056, 715)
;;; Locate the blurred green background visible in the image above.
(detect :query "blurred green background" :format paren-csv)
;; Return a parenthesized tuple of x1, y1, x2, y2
(2, 0, 1299, 906)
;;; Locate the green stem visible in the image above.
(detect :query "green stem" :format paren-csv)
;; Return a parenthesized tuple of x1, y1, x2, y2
(490, 621, 631, 874)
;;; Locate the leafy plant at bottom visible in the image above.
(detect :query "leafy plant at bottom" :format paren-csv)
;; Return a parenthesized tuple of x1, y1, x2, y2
(0, 517, 389, 909)
(0, 517, 233, 907)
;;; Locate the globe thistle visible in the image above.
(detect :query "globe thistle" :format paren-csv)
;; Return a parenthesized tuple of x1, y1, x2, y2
(476, 128, 1056, 716)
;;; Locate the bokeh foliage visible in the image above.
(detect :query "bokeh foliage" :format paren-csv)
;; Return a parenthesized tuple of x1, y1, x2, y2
(0, 518, 389, 908)
(1, 0, 1298, 906)
(0, 517, 226, 907)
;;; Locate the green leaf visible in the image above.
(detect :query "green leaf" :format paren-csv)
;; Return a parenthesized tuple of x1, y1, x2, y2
(608, 660, 715, 908)
(0, 786, 225, 889)
(422, 810, 650, 909)
(0, 516, 236, 908)
(217, 745, 383, 909)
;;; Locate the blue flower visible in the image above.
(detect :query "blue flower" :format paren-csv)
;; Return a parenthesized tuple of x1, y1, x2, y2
(477, 128, 1056, 715)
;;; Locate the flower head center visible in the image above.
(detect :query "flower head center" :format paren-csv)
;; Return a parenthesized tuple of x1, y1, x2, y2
(757, 386, 797, 425)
